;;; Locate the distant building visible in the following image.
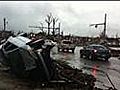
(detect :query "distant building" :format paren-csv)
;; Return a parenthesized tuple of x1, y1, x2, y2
(0, 30, 14, 42)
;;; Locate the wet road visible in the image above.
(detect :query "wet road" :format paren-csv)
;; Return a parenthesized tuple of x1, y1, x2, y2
(51, 46, 120, 89)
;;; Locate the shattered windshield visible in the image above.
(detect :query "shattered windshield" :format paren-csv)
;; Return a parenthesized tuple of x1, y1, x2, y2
(4, 41, 18, 51)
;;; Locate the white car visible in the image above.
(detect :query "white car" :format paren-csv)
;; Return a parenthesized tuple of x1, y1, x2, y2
(58, 40, 76, 53)
(44, 39, 57, 46)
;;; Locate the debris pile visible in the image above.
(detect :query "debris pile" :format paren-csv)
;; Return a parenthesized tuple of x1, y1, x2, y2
(53, 60, 96, 89)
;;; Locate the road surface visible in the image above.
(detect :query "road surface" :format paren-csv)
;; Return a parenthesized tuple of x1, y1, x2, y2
(51, 46, 120, 89)
(0, 46, 119, 90)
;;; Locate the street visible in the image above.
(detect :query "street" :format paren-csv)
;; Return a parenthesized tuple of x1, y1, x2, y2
(0, 46, 119, 90)
(51, 46, 120, 89)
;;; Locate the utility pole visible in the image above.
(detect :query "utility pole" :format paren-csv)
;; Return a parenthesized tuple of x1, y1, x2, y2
(89, 13, 107, 39)
(58, 23, 60, 36)
(3, 18, 6, 31)
(103, 13, 107, 38)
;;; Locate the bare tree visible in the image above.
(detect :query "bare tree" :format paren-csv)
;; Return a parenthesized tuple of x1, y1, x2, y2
(45, 13, 53, 35)
(52, 17, 58, 36)
(40, 22, 44, 32)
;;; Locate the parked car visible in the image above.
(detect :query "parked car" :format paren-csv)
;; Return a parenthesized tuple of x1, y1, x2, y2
(80, 44, 111, 61)
(58, 40, 76, 53)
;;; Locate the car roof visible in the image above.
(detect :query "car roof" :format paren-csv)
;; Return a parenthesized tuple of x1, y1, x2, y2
(7, 36, 31, 49)
(89, 44, 105, 47)
(62, 40, 71, 41)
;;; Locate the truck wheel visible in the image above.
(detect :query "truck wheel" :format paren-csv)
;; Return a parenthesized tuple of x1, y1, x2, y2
(72, 49, 74, 53)
(58, 48, 60, 52)
(62, 49, 64, 52)
(66, 49, 69, 52)
(105, 58, 109, 61)
(80, 54, 83, 58)
(89, 54, 95, 60)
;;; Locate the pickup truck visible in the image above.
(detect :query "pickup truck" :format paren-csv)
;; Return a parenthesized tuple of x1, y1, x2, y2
(58, 40, 76, 53)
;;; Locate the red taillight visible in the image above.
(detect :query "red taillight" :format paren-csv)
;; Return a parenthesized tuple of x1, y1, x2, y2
(92, 65, 97, 77)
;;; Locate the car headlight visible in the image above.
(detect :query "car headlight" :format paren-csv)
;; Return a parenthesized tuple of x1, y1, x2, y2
(109, 50, 111, 53)
(94, 49, 97, 53)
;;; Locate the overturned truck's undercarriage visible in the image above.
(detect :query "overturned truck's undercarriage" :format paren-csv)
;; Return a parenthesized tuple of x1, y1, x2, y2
(0, 35, 117, 90)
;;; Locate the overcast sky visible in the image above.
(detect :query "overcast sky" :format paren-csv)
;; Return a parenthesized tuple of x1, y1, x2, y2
(0, 1, 120, 37)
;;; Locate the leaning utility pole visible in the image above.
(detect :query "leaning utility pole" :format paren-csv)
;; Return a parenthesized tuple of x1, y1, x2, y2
(89, 13, 107, 39)
(29, 22, 44, 32)
(29, 23, 60, 35)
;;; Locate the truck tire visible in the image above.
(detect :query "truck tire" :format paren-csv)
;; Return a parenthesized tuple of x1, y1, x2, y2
(89, 54, 95, 60)
(62, 49, 64, 52)
(72, 49, 74, 53)
(58, 48, 60, 52)
(80, 54, 83, 58)
(105, 57, 109, 61)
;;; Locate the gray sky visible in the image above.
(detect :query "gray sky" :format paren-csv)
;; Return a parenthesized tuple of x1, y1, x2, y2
(0, 1, 120, 37)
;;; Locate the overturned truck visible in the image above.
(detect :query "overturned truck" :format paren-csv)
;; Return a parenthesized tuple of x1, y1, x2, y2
(0, 35, 55, 81)
(0, 35, 117, 90)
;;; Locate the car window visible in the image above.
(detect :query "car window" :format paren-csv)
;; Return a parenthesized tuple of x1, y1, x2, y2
(62, 41, 72, 44)
(4, 42, 18, 51)
(91, 46, 107, 50)
(84, 46, 91, 49)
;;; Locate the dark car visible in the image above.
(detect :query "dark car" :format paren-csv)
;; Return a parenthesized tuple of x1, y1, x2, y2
(80, 44, 111, 61)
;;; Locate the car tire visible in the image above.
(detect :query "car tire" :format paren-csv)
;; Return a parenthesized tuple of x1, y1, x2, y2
(105, 58, 109, 61)
(66, 49, 69, 52)
(72, 49, 74, 53)
(62, 49, 64, 52)
(58, 48, 60, 52)
(80, 54, 83, 58)
(89, 54, 95, 60)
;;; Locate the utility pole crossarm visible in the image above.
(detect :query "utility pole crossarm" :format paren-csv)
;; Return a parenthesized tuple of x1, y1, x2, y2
(89, 23, 105, 26)
(29, 26, 41, 28)
(29, 26, 48, 29)
(29, 26, 59, 29)
(89, 13, 107, 39)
